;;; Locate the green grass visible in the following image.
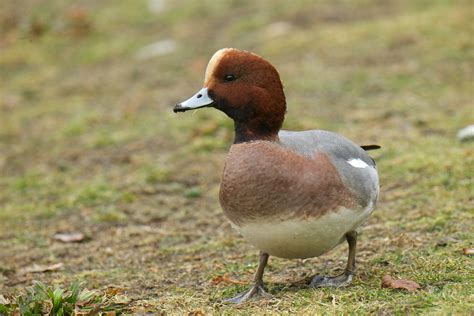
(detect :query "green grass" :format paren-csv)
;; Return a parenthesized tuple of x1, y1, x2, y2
(0, 281, 126, 315)
(1, 0, 473, 314)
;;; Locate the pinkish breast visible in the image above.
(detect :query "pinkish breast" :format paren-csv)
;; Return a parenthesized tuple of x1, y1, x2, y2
(219, 141, 357, 226)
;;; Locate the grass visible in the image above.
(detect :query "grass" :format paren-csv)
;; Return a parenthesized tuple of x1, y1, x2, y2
(1, 281, 126, 315)
(1, 0, 473, 314)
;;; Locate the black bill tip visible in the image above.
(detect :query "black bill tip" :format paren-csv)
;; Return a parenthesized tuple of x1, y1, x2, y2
(173, 104, 187, 113)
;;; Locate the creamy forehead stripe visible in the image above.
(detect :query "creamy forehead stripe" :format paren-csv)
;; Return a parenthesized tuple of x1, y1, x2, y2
(347, 158, 369, 168)
(204, 48, 232, 83)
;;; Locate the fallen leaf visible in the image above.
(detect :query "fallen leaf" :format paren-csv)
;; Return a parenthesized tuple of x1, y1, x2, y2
(188, 310, 205, 316)
(211, 275, 224, 285)
(20, 262, 64, 275)
(112, 294, 131, 305)
(211, 274, 247, 285)
(64, 5, 92, 37)
(105, 287, 125, 295)
(381, 275, 420, 292)
(0, 294, 10, 305)
(463, 248, 473, 255)
(53, 232, 85, 243)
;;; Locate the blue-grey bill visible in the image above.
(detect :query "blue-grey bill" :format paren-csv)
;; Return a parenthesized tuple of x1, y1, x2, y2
(173, 87, 214, 112)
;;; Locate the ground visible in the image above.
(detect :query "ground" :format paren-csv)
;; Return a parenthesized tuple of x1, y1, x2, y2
(0, 0, 473, 314)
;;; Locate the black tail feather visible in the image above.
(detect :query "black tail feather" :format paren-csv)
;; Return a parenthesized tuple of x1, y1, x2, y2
(361, 144, 381, 151)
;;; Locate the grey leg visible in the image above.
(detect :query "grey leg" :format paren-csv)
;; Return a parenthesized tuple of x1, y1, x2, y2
(224, 251, 271, 303)
(310, 231, 357, 288)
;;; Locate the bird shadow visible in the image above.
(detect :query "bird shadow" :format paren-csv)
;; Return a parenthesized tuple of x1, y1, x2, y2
(268, 275, 315, 294)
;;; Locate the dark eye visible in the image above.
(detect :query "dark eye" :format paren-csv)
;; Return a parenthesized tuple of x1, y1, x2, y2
(224, 74, 236, 82)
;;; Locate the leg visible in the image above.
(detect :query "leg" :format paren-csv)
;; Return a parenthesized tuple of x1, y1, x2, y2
(310, 231, 357, 288)
(224, 251, 271, 304)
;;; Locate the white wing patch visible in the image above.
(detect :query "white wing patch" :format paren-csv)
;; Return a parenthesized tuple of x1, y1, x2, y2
(347, 158, 369, 168)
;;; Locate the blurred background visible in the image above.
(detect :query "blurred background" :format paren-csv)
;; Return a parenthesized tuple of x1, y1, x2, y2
(0, 0, 472, 314)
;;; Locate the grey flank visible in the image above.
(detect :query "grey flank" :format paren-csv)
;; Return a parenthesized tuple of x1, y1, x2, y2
(278, 130, 379, 209)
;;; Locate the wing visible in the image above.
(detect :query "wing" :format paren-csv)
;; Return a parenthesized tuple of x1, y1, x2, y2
(278, 130, 379, 209)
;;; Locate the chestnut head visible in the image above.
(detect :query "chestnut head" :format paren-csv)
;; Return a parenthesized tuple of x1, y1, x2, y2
(174, 48, 286, 143)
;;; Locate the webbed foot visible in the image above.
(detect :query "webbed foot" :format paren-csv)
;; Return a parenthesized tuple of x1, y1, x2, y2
(309, 272, 353, 288)
(223, 252, 270, 304)
(224, 282, 271, 304)
(310, 231, 358, 288)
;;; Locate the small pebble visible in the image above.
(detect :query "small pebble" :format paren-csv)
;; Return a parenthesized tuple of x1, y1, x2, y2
(148, 0, 165, 13)
(135, 39, 176, 60)
(457, 124, 474, 142)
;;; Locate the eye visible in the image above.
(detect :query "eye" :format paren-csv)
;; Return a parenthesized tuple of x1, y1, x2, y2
(224, 74, 236, 82)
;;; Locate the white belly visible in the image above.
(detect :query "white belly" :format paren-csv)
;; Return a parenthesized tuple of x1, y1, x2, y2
(237, 204, 374, 259)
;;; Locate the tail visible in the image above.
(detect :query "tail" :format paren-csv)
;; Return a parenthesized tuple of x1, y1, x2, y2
(361, 145, 381, 151)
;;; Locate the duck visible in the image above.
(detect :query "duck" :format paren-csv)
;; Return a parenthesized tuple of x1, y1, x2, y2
(173, 48, 380, 303)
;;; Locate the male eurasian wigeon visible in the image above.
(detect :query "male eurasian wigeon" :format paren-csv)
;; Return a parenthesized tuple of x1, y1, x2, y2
(173, 48, 380, 303)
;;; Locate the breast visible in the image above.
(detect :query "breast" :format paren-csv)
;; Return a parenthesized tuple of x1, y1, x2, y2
(219, 141, 359, 226)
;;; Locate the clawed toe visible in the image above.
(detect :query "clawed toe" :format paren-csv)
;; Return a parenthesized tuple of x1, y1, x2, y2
(309, 272, 353, 288)
(223, 283, 271, 304)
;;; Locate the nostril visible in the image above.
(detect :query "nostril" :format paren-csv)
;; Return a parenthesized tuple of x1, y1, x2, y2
(196, 94, 202, 98)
